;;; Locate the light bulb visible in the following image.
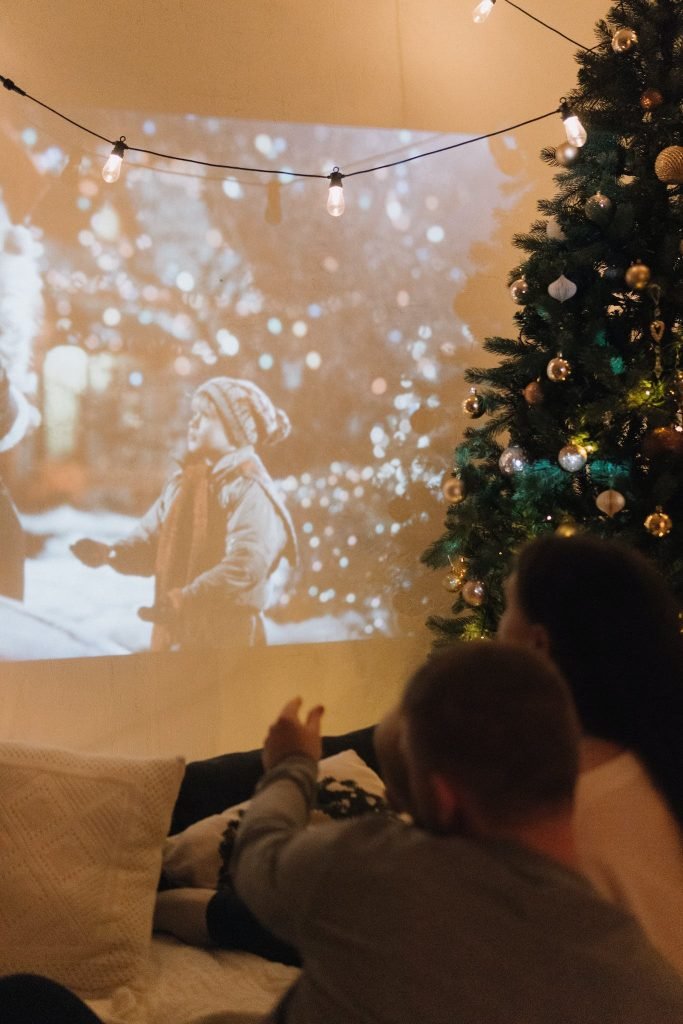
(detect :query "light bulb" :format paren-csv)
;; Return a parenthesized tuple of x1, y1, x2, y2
(102, 137, 127, 183)
(327, 167, 345, 217)
(559, 99, 587, 148)
(472, 0, 495, 23)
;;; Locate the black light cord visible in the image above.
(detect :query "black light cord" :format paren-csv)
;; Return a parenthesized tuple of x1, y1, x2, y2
(501, 0, 593, 51)
(1, 73, 563, 184)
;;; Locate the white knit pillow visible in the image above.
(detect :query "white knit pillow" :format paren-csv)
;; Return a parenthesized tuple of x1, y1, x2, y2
(0, 741, 184, 999)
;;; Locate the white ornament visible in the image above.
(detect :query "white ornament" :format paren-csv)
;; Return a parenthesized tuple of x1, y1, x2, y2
(546, 217, 567, 241)
(558, 443, 588, 472)
(499, 446, 528, 475)
(547, 274, 577, 303)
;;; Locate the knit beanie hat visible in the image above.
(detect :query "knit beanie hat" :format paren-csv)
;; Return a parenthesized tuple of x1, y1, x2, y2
(194, 377, 291, 449)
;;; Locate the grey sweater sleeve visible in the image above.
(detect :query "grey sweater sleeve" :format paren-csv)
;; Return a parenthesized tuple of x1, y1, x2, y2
(230, 754, 345, 948)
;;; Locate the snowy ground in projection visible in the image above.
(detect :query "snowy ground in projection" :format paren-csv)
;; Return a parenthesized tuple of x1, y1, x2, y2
(1, 505, 365, 662)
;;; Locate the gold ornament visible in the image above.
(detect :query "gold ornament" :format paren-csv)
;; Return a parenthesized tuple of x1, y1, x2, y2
(555, 519, 579, 537)
(509, 277, 529, 303)
(595, 489, 626, 517)
(650, 320, 665, 343)
(462, 387, 484, 419)
(462, 580, 485, 607)
(644, 507, 672, 538)
(523, 380, 544, 405)
(558, 443, 588, 472)
(640, 88, 663, 111)
(611, 27, 638, 53)
(442, 476, 465, 503)
(643, 425, 683, 458)
(547, 355, 571, 382)
(654, 146, 683, 185)
(555, 142, 579, 167)
(624, 261, 651, 290)
(443, 555, 468, 591)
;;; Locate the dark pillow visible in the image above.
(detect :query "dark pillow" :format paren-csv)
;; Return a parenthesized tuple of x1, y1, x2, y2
(169, 724, 378, 835)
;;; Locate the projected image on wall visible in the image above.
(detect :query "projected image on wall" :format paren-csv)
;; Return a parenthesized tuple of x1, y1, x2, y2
(0, 105, 522, 661)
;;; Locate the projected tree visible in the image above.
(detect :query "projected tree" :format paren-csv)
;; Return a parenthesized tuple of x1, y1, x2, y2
(423, 0, 683, 643)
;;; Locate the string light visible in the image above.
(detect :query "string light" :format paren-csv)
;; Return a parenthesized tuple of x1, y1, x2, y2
(559, 97, 587, 147)
(102, 136, 127, 183)
(327, 168, 345, 217)
(0, 71, 584, 203)
(472, 0, 496, 24)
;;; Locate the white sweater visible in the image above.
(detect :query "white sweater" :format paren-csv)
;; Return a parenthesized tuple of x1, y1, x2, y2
(576, 750, 683, 976)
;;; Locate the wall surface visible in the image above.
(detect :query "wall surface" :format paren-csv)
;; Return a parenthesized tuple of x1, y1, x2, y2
(0, 1, 609, 758)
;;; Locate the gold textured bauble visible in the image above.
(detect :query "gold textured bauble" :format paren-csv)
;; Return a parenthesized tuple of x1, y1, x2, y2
(523, 380, 544, 405)
(611, 27, 638, 53)
(442, 476, 465, 503)
(624, 261, 651, 290)
(443, 571, 463, 593)
(509, 277, 529, 303)
(640, 88, 664, 111)
(547, 355, 571, 382)
(644, 508, 672, 538)
(595, 488, 626, 517)
(555, 142, 579, 167)
(462, 580, 485, 607)
(555, 519, 579, 537)
(462, 388, 484, 419)
(654, 146, 683, 185)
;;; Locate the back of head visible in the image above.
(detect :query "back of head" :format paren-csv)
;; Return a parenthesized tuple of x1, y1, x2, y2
(402, 641, 580, 829)
(513, 534, 683, 824)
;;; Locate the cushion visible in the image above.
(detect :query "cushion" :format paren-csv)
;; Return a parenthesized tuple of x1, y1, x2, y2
(0, 741, 185, 1000)
(162, 748, 387, 890)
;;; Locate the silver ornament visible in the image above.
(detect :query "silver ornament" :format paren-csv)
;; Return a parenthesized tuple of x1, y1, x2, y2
(547, 274, 577, 303)
(499, 446, 528, 475)
(558, 443, 588, 472)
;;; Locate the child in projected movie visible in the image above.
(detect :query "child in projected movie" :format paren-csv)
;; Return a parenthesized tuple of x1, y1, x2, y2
(72, 377, 297, 650)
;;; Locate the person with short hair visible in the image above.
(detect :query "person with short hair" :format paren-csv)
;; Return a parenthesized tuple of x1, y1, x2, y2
(72, 376, 297, 650)
(230, 643, 683, 1024)
(497, 533, 683, 974)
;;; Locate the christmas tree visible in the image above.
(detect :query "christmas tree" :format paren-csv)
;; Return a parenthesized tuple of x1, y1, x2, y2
(423, 0, 683, 643)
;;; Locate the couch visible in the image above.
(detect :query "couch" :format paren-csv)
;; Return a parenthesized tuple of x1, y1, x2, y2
(0, 726, 380, 1024)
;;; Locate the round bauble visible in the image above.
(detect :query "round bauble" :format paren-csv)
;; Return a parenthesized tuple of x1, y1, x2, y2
(546, 355, 571, 382)
(644, 508, 672, 538)
(611, 27, 638, 53)
(555, 142, 579, 167)
(584, 192, 613, 223)
(642, 425, 683, 458)
(558, 443, 588, 472)
(547, 273, 577, 303)
(499, 446, 528, 475)
(654, 146, 683, 185)
(523, 380, 544, 405)
(509, 277, 529, 303)
(640, 88, 663, 111)
(595, 488, 626, 517)
(624, 261, 651, 290)
(462, 387, 484, 419)
(442, 476, 465, 503)
(443, 571, 464, 594)
(462, 580, 485, 607)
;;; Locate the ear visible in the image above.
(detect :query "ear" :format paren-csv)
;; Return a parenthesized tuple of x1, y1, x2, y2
(429, 772, 466, 833)
(528, 621, 551, 656)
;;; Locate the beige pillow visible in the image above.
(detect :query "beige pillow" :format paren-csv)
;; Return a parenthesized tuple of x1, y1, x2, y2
(163, 748, 387, 889)
(0, 741, 184, 999)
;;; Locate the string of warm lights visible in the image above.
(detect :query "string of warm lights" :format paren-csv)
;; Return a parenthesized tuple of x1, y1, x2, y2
(1, 73, 587, 217)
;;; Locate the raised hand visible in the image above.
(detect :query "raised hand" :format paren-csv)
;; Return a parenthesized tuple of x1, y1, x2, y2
(262, 697, 324, 772)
